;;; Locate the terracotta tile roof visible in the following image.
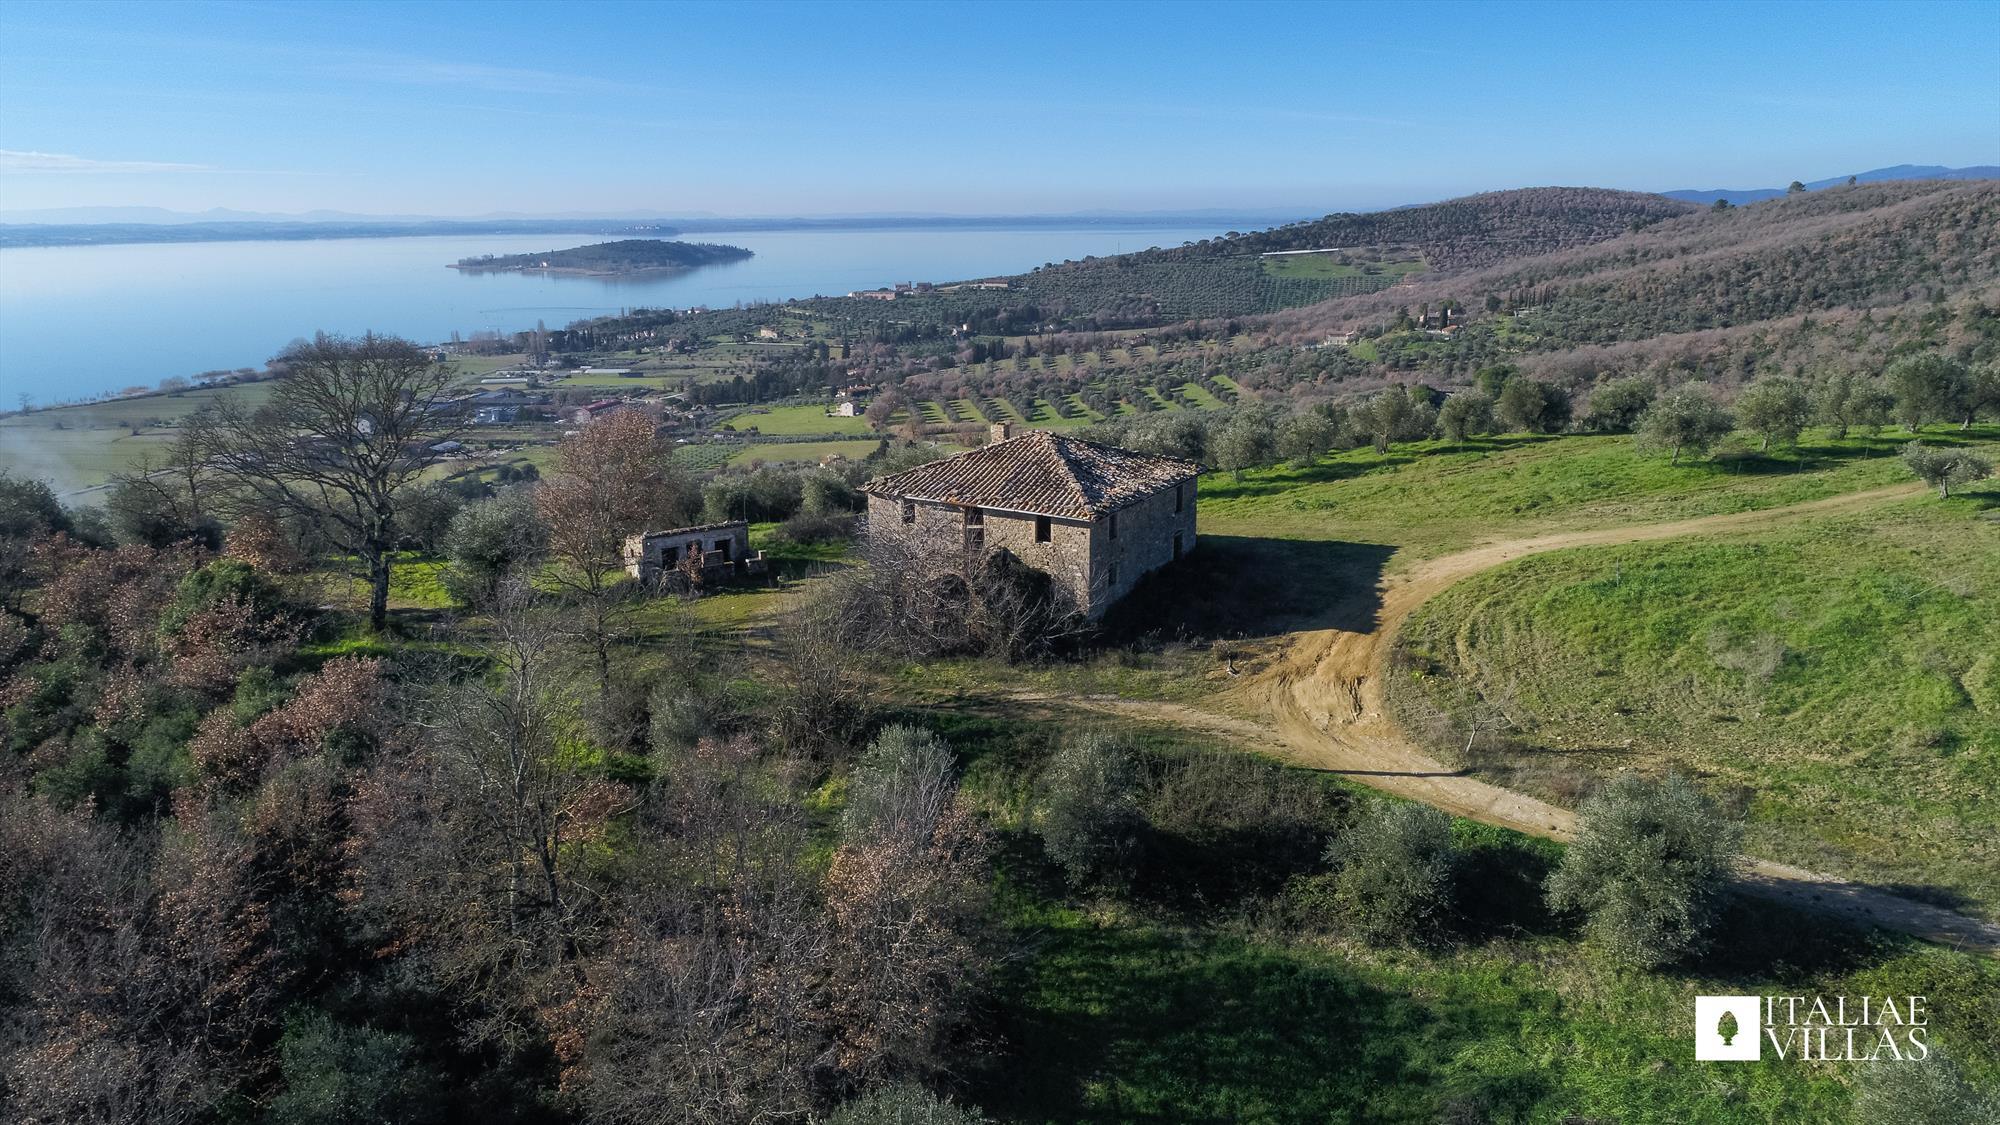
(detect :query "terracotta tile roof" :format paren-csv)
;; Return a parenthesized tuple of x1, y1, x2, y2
(863, 431, 1200, 520)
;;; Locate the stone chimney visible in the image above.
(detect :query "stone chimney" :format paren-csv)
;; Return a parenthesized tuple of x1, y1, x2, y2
(989, 422, 1015, 444)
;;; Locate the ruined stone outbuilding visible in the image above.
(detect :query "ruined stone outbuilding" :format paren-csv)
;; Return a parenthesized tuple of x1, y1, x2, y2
(624, 521, 768, 590)
(861, 428, 1200, 618)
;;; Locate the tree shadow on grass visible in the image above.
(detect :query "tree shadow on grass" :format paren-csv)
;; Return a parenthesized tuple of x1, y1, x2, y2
(967, 922, 1549, 1125)
(1098, 537, 1395, 644)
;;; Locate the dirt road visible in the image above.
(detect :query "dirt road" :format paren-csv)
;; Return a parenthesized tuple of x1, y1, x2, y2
(1060, 483, 2000, 955)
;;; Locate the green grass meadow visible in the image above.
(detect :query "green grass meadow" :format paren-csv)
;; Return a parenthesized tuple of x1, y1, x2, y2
(1197, 426, 2000, 567)
(1392, 485, 2000, 914)
(722, 403, 876, 436)
(921, 713, 2000, 1124)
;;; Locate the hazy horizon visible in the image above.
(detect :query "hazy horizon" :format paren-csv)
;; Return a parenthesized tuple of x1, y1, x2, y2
(3, 0, 1995, 219)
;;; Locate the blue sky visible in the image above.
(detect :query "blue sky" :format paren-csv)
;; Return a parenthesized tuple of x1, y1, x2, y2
(1, 0, 1994, 217)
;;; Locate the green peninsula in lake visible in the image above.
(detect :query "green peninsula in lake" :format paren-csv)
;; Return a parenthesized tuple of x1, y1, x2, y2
(451, 238, 753, 276)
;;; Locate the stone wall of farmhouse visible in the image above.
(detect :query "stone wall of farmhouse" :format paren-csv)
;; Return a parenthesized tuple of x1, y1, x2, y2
(864, 475, 1195, 618)
(1087, 476, 1197, 613)
(866, 496, 1096, 611)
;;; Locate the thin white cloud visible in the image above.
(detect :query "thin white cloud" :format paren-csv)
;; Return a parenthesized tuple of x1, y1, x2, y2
(327, 53, 668, 97)
(0, 150, 324, 177)
(0, 149, 212, 174)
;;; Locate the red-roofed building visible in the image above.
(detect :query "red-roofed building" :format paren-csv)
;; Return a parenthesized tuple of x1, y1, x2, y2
(861, 425, 1200, 617)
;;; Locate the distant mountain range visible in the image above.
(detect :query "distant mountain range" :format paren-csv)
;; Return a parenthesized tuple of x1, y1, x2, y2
(1662, 164, 2000, 205)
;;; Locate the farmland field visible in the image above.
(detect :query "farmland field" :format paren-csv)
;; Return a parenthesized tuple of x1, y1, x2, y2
(1391, 488, 2000, 913)
(725, 438, 884, 466)
(1197, 426, 2000, 567)
(1260, 250, 1427, 281)
(722, 403, 875, 435)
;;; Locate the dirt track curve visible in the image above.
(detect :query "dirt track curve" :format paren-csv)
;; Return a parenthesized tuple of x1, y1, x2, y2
(1060, 482, 2000, 955)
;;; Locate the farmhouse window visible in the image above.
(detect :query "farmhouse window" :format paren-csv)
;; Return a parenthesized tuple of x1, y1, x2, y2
(1035, 515, 1051, 542)
(964, 508, 984, 550)
(901, 499, 915, 524)
(1108, 512, 1119, 540)
(1174, 484, 1184, 513)
(714, 539, 732, 562)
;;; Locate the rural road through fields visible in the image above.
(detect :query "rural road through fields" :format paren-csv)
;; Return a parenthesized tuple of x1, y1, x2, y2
(1046, 481, 2000, 956)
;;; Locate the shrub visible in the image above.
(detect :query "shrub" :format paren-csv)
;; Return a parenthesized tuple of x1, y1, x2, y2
(1545, 774, 1741, 967)
(441, 490, 548, 605)
(1323, 799, 1459, 944)
(265, 1009, 442, 1125)
(1849, 1052, 1999, 1125)
(828, 1082, 988, 1125)
(844, 725, 956, 842)
(1033, 732, 1143, 887)
(158, 558, 286, 636)
(1140, 749, 1340, 902)
(773, 511, 855, 545)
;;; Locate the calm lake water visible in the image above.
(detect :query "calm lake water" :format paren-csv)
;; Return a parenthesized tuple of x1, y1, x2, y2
(0, 225, 1229, 404)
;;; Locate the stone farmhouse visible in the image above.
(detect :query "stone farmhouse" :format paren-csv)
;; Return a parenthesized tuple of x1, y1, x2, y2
(862, 426, 1201, 618)
(623, 520, 769, 589)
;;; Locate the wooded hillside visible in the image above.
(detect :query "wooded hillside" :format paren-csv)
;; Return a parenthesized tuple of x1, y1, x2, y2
(1149, 187, 1698, 270)
(454, 239, 752, 272)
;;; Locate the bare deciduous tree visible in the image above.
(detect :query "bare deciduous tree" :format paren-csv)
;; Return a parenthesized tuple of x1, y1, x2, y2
(189, 334, 466, 631)
(536, 409, 698, 694)
(349, 591, 630, 1004)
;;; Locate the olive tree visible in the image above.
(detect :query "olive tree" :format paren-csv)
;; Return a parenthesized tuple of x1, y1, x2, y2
(1901, 442, 1993, 499)
(1958, 363, 2000, 430)
(1734, 375, 1812, 451)
(1436, 390, 1495, 445)
(1033, 732, 1143, 887)
(190, 334, 466, 631)
(1813, 372, 1894, 438)
(1275, 411, 1336, 466)
(441, 490, 549, 606)
(1886, 353, 1968, 433)
(1495, 377, 1571, 434)
(1636, 386, 1734, 465)
(1851, 1053, 2000, 1125)
(1323, 799, 1459, 944)
(1580, 376, 1655, 433)
(1545, 774, 1740, 967)
(1360, 387, 1433, 452)
(1209, 411, 1277, 479)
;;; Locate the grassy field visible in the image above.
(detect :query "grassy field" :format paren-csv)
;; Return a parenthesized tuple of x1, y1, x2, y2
(725, 438, 884, 466)
(1392, 486, 2000, 915)
(722, 403, 876, 436)
(1198, 426, 2000, 569)
(0, 382, 276, 495)
(917, 712, 2000, 1124)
